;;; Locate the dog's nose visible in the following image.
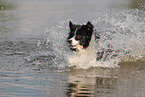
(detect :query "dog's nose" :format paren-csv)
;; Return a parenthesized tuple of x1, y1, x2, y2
(68, 39, 72, 43)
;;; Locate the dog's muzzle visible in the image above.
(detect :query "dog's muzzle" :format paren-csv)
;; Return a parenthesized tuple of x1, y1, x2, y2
(68, 37, 79, 47)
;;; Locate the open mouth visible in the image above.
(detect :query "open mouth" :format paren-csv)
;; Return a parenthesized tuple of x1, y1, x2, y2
(69, 43, 83, 51)
(68, 43, 78, 49)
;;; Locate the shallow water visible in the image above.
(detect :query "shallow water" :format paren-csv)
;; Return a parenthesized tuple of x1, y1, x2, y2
(0, 0, 145, 97)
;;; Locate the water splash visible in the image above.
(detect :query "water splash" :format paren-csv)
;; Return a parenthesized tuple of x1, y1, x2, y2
(45, 9, 145, 69)
(93, 9, 145, 62)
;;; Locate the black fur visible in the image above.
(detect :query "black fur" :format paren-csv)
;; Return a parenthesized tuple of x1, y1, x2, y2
(68, 21, 94, 51)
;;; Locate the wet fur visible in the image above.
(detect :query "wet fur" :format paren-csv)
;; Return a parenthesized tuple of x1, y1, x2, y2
(67, 21, 94, 54)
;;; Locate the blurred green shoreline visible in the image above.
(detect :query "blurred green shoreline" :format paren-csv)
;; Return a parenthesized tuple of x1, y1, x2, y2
(0, 0, 17, 10)
(0, 0, 144, 11)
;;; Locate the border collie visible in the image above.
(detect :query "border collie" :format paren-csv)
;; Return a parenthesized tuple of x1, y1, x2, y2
(67, 21, 94, 54)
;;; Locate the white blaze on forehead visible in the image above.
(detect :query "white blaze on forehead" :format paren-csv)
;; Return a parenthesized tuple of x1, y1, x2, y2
(69, 28, 79, 46)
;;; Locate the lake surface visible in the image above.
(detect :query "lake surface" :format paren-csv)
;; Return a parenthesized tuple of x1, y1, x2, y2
(0, 0, 145, 97)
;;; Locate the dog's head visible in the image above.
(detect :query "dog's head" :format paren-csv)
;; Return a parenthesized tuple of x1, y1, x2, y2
(68, 21, 93, 51)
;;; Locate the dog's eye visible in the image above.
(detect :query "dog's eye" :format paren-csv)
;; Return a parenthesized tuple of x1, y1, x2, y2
(83, 36, 87, 39)
(76, 35, 81, 39)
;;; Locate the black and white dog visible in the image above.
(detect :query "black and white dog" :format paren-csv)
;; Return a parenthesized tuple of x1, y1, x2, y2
(67, 21, 94, 54)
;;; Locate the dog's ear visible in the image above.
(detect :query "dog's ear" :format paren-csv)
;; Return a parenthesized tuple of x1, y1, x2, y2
(69, 21, 73, 29)
(87, 21, 93, 28)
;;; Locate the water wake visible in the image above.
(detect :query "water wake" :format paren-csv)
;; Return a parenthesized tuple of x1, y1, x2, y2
(45, 9, 145, 69)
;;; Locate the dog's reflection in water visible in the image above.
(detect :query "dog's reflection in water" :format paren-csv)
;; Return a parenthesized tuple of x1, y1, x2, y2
(66, 68, 118, 97)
